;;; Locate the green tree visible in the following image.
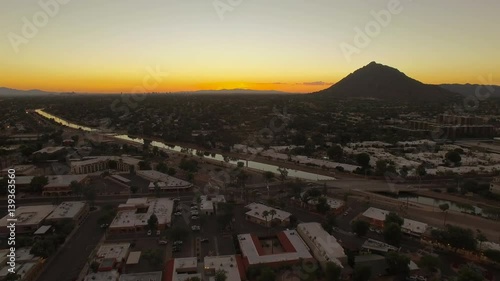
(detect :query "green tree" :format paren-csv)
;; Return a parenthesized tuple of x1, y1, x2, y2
(439, 203, 450, 225)
(316, 197, 331, 214)
(214, 269, 228, 281)
(142, 249, 163, 266)
(257, 267, 276, 281)
(277, 167, 288, 184)
(83, 185, 97, 208)
(324, 261, 342, 281)
(351, 220, 370, 236)
(385, 252, 410, 276)
(30, 238, 56, 258)
(4, 273, 20, 281)
(70, 180, 83, 197)
(356, 153, 371, 168)
(156, 161, 168, 173)
(383, 222, 402, 247)
(148, 214, 158, 231)
(484, 249, 500, 263)
(138, 160, 152, 170)
(108, 160, 118, 170)
(90, 261, 100, 273)
(430, 225, 477, 251)
(130, 185, 139, 194)
(445, 150, 461, 166)
(327, 145, 343, 161)
(477, 231, 488, 250)
(385, 212, 404, 226)
(456, 265, 485, 281)
(418, 255, 441, 271)
(30, 176, 48, 193)
(416, 163, 427, 177)
(263, 171, 275, 183)
(167, 167, 177, 176)
(353, 265, 372, 281)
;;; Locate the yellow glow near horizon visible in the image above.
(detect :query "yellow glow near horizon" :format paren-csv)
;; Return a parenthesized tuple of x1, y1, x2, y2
(1, 1, 499, 93)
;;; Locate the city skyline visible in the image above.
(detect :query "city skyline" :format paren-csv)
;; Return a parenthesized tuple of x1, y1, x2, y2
(1, 0, 499, 93)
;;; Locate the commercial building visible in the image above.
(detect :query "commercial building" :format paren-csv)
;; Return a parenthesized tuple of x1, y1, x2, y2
(84, 270, 119, 281)
(237, 230, 314, 269)
(33, 146, 67, 161)
(137, 170, 193, 191)
(70, 156, 141, 174)
(360, 207, 428, 237)
(0, 205, 56, 235)
(119, 271, 162, 281)
(109, 198, 174, 234)
(244, 203, 291, 227)
(200, 195, 226, 215)
(204, 255, 246, 281)
(43, 174, 90, 196)
(44, 201, 89, 224)
(0, 247, 43, 281)
(95, 243, 131, 272)
(361, 239, 399, 254)
(296, 222, 347, 269)
(164, 257, 201, 281)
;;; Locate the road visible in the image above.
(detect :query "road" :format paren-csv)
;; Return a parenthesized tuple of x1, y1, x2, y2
(36, 209, 105, 281)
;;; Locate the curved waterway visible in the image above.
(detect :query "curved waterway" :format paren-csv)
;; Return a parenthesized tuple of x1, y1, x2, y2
(35, 109, 336, 181)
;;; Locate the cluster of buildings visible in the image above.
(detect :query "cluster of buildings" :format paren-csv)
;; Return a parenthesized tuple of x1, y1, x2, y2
(0, 201, 89, 236)
(0, 248, 44, 281)
(359, 207, 428, 237)
(291, 192, 346, 215)
(137, 170, 193, 192)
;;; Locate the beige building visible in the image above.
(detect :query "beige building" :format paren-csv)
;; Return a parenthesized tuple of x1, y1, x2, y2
(0, 205, 56, 235)
(70, 156, 141, 174)
(44, 201, 89, 225)
(244, 203, 291, 227)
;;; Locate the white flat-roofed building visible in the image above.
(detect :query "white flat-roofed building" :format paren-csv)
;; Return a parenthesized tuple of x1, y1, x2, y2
(45, 201, 89, 224)
(362, 239, 399, 254)
(245, 203, 291, 227)
(200, 195, 226, 215)
(71, 156, 141, 174)
(95, 243, 130, 269)
(125, 251, 141, 265)
(237, 230, 314, 269)
(361, 207, 428, 236)
(165, 257, 201, 281)
(84, 270, 119, 281)
(0, 205, 55, 235)
(33, 146, 66, 155)
(119, 271, 162, 281)
(204, 255, 245, 281)
(43, 174, 90, 196)
(138, 170, 192, 191)
(297, 192, 346, 214)
(296, 222, 347, 269)
(109, 198, 174, 233)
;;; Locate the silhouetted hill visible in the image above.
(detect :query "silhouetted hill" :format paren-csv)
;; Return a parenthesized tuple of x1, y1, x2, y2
(314, 62, 459, 102)
(0, 87, 55, 96)
(440, 84, 500, 97)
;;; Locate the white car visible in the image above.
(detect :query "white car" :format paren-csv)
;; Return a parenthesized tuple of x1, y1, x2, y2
(173, 198, 181, 202)
(191, 216, 199, 220)
(190, 206, 198, 210)
(191, 211, 199, 215)
(174, 212, 182, 216)
(156, 230, 161, 235)
(147, 230, 152, 236)
(191, 225, 200, 231)
(158, 240, 168, 245)
(173, 240, 183, 245)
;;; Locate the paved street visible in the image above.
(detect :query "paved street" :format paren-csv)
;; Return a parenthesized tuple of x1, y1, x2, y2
(37, 209, 105, 281)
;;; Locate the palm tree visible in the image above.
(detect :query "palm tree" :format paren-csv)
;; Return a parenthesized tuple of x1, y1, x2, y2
(262, 210, 270, 227)
(439, 203, 450, 225)
(269, 209, 277, 225)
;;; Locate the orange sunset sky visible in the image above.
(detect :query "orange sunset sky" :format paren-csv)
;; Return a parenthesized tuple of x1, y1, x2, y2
(1, 0, 499, 93)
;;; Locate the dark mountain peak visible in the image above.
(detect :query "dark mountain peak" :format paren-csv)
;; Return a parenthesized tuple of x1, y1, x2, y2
(314, 62, 458, 102)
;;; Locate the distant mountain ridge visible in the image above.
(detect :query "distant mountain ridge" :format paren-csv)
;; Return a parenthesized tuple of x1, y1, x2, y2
(314, 62, 460, 102)
(0, 87, 56, 96)
(440, 84, 500, 97)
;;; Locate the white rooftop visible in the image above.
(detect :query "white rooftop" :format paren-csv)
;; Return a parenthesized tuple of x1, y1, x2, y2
(45, 201, 87, 220)
(362, 239, 399, 253)
(33, 225, 52, 235)
(200, 195, 226, 212)
(245, 203, 291, 222)
(297, 222, 346, 267)
(126, 251, 141, 265)
(84, 270, 119, 281)
(172, 257, 200, 281)
(238, 230, 312, 265)
(96, 243, 130, 262)
(204, 255, 241, 281)
(139, 170, 192, 189)
(0, 205, 55, 227)
(119, 271, 162, 281)
(110, 198, 174, 229)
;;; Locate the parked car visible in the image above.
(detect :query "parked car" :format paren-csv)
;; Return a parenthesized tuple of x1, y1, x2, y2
(147, 230, 152, 236)
(158, 240, 168, 245)
(191, 216, 199, 220)
(172, 246, 180, 252)
(191, 211, 199, 215)
(200, 238, 209, 243)
(174, 212, 182, 216)
(191, 225, 201, 231)
(173, 240, 183, 245)
(173, 198, 180, 202)
(190, 206, 198, 210)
